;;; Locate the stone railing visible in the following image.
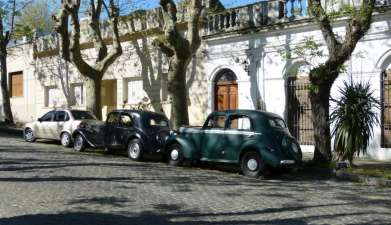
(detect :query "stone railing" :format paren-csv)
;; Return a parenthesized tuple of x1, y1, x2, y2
(203, 0, 307, 35)
(202, 0, 391, 36)
(34, 0, 391, 53)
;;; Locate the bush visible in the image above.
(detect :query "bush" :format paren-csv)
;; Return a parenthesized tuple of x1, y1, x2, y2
(330, 81, 380, 165)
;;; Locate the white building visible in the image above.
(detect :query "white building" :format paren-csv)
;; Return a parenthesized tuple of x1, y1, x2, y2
(1, 0, 391, 160)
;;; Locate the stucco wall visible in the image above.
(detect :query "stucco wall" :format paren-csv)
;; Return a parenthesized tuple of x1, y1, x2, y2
(203, 14, 391, 160)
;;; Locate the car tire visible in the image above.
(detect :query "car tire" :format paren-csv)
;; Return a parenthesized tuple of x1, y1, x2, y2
(60, 132, 72, 147)
(73, 134, 86, 152)
(24, 128, 36, 143)
(168, 143, 184, 166)
(240, 151, 265, 178)
(127, 139, 143, 161)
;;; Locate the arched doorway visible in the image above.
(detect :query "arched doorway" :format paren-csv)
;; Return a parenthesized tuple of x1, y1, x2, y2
(214, 69, 238, 111)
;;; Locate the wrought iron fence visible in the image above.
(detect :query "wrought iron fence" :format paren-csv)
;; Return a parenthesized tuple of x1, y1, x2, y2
(287, 77, 314, 145)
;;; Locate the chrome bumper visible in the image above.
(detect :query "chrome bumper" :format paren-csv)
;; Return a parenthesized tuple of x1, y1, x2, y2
(280, 160, 296, 165)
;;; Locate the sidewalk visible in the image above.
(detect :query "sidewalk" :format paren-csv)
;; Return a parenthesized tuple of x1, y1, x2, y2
(0, 123, 23, 137)
(302, 152, 391, 186)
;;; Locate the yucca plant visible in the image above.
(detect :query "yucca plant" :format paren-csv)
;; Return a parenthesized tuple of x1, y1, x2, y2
(330, 81, 380, 166)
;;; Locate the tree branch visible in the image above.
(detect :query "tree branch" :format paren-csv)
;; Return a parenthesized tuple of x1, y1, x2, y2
(95, 0, 122, 73)
(339, 0, 375, 61)
(188, 0, 203, 54)
(308, 0, 341, 59)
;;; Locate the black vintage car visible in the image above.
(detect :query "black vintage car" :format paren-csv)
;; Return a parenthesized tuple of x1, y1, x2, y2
(72, 110, 170, 161)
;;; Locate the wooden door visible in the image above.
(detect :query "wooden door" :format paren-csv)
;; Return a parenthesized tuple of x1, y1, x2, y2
(215, 82, 238, 111)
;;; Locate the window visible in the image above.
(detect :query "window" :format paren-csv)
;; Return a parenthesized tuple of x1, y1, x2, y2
(55, 111, 69, 122)
(228, 115, 252, 131)
(127, 79, 147, 104)
(269, 118, 287, 128)
(119, 114, 133, 127)
(106, 112, 120, 124)
(287, 77, 314, 145)
(381, 69, 391, 147)
(45, 87, 61, 107)
(40, 111, 54, 122)
(147, 116, 169, 127)
(205, 115, 226, 129)
(9, 72, 23, 97)
(71, 110, 96, 120)
(72, 84, 84, 105)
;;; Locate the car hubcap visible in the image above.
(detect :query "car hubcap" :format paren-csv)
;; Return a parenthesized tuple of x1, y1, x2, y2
(129, 143, 140, 159)
(247, 158, 258, 171)
(75, 136, 82, 149)
(62, 134, 70, 146)
(25, 130, 33, 140)
(170, 149, 179, 161)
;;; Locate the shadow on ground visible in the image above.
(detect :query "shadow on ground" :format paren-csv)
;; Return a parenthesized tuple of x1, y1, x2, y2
(0, 208, 387, 225)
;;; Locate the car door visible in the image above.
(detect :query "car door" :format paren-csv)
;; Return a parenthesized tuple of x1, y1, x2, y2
(201, 113, 227, 161)
(104, 112, 120, 148)
(114, 113, 136, 149)
(36, 111, 55, 138)
(225, 114, 255, 161)
(52, 111, 67, 140)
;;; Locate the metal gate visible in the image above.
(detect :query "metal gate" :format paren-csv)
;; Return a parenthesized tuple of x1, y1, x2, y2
(287, 77, 314, 145)
(381, 69, 391, 147)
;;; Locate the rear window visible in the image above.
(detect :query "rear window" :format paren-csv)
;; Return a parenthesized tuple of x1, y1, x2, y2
(71, 110, 96, 120)
(146, 115, 169, 127)
(269, 117, 287, 128)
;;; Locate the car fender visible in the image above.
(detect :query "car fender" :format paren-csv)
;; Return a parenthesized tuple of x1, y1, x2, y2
(165, 135, 200, 160)
(238, 141, 282, 168)
(125, 132, 145, 147)
(72, 129, 96, 148)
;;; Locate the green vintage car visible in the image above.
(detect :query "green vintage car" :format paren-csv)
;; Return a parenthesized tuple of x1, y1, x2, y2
(165, 110, 302, 178)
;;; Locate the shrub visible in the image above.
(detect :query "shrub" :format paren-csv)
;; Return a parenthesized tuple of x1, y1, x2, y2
(330, 81, 380, 165)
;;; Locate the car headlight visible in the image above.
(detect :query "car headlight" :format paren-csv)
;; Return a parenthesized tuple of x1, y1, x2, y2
(291, 142, 299, 153)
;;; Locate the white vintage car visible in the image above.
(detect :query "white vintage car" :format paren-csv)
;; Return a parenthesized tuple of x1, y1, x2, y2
(23, 109, 97, 147)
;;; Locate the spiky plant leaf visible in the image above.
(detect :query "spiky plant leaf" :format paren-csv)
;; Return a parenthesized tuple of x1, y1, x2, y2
(330, 81, 380, 163)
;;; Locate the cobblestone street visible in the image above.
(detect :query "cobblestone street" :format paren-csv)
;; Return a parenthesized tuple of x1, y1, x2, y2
(0, 134, 390, 225)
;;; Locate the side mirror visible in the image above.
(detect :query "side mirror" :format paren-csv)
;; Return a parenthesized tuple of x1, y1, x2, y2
(38, 118, 42, 123)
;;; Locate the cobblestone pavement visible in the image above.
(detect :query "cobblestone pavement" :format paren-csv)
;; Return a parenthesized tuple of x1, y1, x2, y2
(0, 134, 390, 225)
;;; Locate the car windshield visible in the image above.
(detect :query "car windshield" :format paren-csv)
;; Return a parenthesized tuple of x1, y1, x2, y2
(71, 110, 96, 120)
(269, 117, 287, 128)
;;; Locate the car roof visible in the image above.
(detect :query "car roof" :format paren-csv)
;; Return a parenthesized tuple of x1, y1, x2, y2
(212, 109, 282, 119)
(109, 109, 167, 118)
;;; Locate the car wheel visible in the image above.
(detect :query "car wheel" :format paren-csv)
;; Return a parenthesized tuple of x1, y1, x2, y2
(73, 134, 86, 152)
(60, 132, 72, 147)
(240, 151, 264, 178)
(168, 143, 184, 166)
(24, 128, 36, 142)
(127, 139, 143, 161)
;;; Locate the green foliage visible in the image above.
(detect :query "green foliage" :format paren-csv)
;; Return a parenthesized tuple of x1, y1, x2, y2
(294, 37, 324, 59)
(278, 36, 323, 70)
(328, 4, 356, 20)
(15, 0, 55, 37)
(330, 81, 380, 163)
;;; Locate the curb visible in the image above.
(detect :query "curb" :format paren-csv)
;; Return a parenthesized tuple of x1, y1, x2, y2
(335, 170, 391, 187)
(0, 126, 23, 137)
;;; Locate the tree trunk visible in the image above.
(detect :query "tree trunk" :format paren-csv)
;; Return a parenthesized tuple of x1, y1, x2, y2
(309, 72, 333, 163)
(168, 58, 189, 129)
(0, 48, 14, 124)
(85, 78, 102, 120)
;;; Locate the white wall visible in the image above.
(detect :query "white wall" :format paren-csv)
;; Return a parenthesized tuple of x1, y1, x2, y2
(203, 15, 391, 160)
